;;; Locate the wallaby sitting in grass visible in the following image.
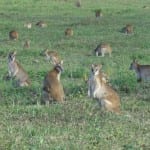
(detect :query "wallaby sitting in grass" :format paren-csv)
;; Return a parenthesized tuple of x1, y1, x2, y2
(88, 64, 121, 114)
(9, 30, 19, 40)
(41, 49, 61, 65)
(23, 40, 30, 49)
(36, 21, 47, 28)
(65, 28, 73, 36)
(122, 24, 133, 34)
(94, 43, 112, 57)
(8, 51, 31, 87)
(41, 61, 65, 104)
(129, 60, 150, 82)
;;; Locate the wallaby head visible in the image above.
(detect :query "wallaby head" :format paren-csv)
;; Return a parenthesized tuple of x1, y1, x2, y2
(8, 51, 17, 62)
(91, 64, 102, 76)
(9, 30, 18, 40)
(129, 59, 138, 70)
(54, 60, 64, 73)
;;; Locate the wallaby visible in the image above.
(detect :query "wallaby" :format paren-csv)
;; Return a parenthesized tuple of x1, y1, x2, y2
(88, 64, 121, 114)
(23, 40, 30, 49)
(41, 61, 65, 104)
(95, 9, 103, 18)
(8, 51, 31, 87)
(129, 60, 150, 82)
(41, 49, 61, 65)
(36, 21, 47, 28)
(65, 28, 73, 36)
(24, 22, 32, 29)
(9, 30, 19, 40)
(94, 43, 112, 57)
(76, 0, 81, 7)
(123, 24, 133, 34)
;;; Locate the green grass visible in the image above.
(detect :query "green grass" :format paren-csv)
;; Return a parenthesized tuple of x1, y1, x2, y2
(0, 0, 150, 149)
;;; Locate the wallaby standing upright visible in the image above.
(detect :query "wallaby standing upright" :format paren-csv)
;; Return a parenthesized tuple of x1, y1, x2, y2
(88, 64, 121, 114)
(8, 51, 31, 87)
(129, 60, 150, 82)
(41, 61, 65, 104)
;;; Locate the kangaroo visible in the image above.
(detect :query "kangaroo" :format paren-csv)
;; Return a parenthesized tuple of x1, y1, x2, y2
(95, 9, 103, 18)
(41, 61, 65, 104)
(8, 51, 31, 87)
(24, 22, 32, 29)
(36, 21, 47, 28)
(65, 28, 73, 36)
(23, 40, 30, 49)
(9, 30, 19, 40)
(129, 60, 150, 82)
(123, 24, 133, 34)
(41, 49, 61, 65)
(88, 64, 121, 114)
(94, 43, 112, 57)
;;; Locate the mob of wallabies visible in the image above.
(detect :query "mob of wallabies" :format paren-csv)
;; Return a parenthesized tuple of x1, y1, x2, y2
(4, 4, 150, 115)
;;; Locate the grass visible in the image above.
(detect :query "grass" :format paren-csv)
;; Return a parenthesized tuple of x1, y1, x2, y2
(0, 0, 150, 149)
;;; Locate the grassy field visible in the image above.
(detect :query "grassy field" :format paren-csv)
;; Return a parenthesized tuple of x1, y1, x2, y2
(0, 0, 150, 149)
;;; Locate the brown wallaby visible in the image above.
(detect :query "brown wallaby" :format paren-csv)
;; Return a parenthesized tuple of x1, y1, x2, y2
(8, 51, 31, 87)
(123, 24, 133, 34)
(24, 22, 32, 29)
(88, 64, 121, 114)
(9, 30, 19, 40)
(41, 61, 65, 104)
(95, 9, 103, 18)
(129, 60, 150, 82)
(41, 49, 61, 65)
(94, 43, 112, 57)
(36, 21, 47, 28)
(23, 40, 30, 49)
(65, 28, 73, 36)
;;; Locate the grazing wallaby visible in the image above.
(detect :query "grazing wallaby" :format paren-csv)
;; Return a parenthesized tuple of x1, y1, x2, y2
(23, 40, 30, 49)
(129, 60, 150, 82)
(65, 28, 73, 36)
(36, 21, 47, 28)
(8, 51, 31, 87)
(95, 9, 103, 18)
(88, 64, 121, 114)
(41, 49, 61, 65)
(9, 30, 19, 40)
(94, 43, 112, 57)
(24, 22, 32, 29)
(41, 61, 65, 104)
(123, 24, 133, 34)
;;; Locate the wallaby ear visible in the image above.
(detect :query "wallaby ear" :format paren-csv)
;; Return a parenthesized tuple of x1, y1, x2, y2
(13, 51, 17, 55)
(60, 60, 63, 65)
(91, 64, 94, 68)
(98, 64, 102, 69)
